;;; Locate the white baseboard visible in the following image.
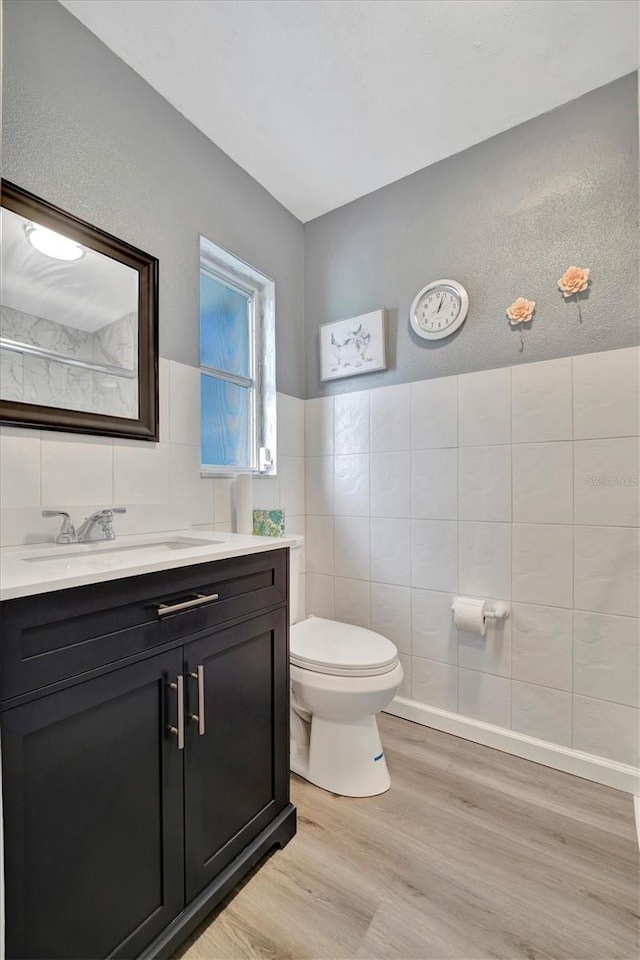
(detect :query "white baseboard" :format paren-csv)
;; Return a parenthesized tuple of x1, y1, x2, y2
(385, 697, 640, 796)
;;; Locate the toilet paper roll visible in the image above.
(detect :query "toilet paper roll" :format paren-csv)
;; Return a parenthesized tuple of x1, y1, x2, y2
(452, 597, 487, 636)
(233, 473, 253, 534)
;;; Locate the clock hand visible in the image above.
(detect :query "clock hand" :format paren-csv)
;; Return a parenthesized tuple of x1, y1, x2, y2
(437, 294, 444, 314)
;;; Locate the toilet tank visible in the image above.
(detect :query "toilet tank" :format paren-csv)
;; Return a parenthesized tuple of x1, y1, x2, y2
(289, 543, 302, 625)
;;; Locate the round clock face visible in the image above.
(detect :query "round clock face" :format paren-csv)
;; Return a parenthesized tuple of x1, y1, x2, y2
(410, 279, 469, 341)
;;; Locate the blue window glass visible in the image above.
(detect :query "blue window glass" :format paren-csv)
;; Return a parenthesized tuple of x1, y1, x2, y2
(200, 273, 250, 378)
(200, 374, 250, 468)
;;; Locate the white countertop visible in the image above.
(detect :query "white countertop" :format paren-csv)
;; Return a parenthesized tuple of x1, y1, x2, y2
(0, 528, 303, 601)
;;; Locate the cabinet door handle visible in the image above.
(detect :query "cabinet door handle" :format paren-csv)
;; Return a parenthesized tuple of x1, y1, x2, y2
(157, 592, 219, 616)
(189, 665, 206, 736)
(168, 675, 185, 749)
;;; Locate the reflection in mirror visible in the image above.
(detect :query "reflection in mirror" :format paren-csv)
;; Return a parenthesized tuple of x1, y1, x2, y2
(1, 207, 140, 419)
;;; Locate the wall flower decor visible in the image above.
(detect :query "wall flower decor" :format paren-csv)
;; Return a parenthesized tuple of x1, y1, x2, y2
(506, 297, 535, 351)
(558, 265, 590, 321)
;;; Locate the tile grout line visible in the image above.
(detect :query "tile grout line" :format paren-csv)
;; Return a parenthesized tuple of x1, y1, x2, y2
(570, 355, 575, 749)
(508, 364, 513, 732)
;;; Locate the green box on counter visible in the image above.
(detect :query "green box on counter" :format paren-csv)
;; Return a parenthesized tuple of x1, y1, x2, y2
(252, 509, 285, 538)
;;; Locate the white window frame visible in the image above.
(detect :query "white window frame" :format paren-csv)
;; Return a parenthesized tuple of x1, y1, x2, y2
(199, 236, 276, 477)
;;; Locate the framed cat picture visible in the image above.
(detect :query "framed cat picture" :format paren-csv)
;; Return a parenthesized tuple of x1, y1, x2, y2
(319, 308, 387, 382)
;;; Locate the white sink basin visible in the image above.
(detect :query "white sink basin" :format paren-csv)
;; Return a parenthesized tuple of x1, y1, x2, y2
(22, 537, 223, 563)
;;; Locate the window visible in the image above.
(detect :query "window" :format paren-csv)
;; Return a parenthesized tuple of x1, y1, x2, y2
(199, 237, 276, 476)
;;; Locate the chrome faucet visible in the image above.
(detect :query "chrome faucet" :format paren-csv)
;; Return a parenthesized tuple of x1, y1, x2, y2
(42, 507, 127, 544)
(76, 508, 127, 542)
(42, 510, 78, 544)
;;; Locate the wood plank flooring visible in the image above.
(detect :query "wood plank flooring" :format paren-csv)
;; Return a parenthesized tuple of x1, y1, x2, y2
(176, 714, 639, 960)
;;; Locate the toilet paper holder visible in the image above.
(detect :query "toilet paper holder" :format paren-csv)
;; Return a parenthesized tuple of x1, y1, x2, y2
(450, 598, 510, 621)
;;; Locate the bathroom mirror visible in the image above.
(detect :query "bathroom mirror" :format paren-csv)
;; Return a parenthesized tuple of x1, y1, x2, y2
(0, 181, 158, 440)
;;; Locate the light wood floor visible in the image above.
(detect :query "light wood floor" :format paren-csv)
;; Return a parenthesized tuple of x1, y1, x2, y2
(176, 714, 639, 960)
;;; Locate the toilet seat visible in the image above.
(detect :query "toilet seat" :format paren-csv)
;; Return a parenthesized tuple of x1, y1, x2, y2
(290, 617, 399, 677)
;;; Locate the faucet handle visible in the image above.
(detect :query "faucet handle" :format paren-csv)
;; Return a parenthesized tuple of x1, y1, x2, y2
(96, 506, 126, 540)
(42, 510, 77, 544)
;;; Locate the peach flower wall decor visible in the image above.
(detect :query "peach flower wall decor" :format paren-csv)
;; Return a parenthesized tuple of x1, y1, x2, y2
(558, 265, 590, 320)
(506, 297, 535, 351)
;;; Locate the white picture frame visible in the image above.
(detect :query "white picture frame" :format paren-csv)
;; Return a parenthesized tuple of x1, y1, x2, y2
(319, 309, 387, 382)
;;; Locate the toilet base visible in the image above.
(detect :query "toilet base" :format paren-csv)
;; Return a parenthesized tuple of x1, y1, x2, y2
(291, 714, 391, 797)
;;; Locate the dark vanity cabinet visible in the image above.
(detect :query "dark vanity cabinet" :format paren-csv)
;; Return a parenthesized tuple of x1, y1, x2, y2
(0, 549, 295, 960)
(2, 650, 186, 960)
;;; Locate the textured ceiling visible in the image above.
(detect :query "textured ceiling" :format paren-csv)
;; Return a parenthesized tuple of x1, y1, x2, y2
(60, 0, 639, 222)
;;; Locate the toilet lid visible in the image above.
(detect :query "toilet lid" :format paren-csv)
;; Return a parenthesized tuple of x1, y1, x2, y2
(290, 617, 399, 677)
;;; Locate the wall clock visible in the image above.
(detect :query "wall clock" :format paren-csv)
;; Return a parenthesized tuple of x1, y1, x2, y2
(409, 279, 469, 340)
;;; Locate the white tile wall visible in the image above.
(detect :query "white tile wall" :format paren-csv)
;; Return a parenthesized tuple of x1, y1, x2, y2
(40, 432, 113, 507)
(511, 681, 572, 746)
(371, 452, 411, 518)
(411, 589, 457, 664)
(458, 610, 511, 678)
(411, 520, 458, 592)
(0, 360, 223, 545)
(573, 610, 639, 707)
(411, 449, 457, 520)
(371, 383, 410, 452)
(335, 577, 370, 628)
(0, 365, 304, 562)
(334, 516, 370, 581)
(306, 572, 335, 619)
(458, 521, 511, 599)
(512, 442, 572, 524)
(511, 357, 573, 443)
(305, 396, 334, 456)
(410, 376, 457, 449)
(511, 603, 573, 690)
(459, 445, 511, 522)
(277, 392, 305, 457)
(304, 347, 640, 768)
(370, 518, 411, 586)
(458, 367, 511, 447)
(573, 347, 640, 440)
(572, 695, 639, 767)
(458, 668, 511, 727)
(512, 523, 573, 608)
(279, 456, 305, 517)
(114, 439, 170, 505)
(0, 427, 41, 508)
(334, 391, 370, 455)
(397, 653, 412, 699)
(573, 438, 640, 526)
(305, 515, 334, 575)
(574, 525, 640, 618)
(413, 657, 458, 712)
(2, 348, 636, 770)
(305, 457, 333, 515)
(334, 454, 369, 516)
(370, 583, 411, 654)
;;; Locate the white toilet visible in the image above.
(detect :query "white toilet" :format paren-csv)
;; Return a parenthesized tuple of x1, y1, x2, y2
(289, 544, 403, 797)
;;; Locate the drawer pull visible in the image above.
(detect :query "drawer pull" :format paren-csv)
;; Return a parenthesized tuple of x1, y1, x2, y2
(168, 675, 185, 750)
(189, 664, 206, 736)
(157, 592, 219, 616)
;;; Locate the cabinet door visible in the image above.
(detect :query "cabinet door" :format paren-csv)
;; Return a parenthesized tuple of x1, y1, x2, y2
(183, 609, 288, 900)
(2, 650, 185, 960)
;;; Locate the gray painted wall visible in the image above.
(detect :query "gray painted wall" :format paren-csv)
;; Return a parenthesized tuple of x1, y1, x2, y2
(4, 2, 637, 403)
(2, 0, 306, 398)
(304, 75, 639, 397)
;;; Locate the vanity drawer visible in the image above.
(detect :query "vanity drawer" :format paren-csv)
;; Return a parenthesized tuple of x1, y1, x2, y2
(0, 549, 288, 702)
(156, 550, 288, 644)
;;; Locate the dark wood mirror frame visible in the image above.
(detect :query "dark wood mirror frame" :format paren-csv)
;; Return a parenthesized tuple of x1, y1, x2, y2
(0, 180, 159, 441)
